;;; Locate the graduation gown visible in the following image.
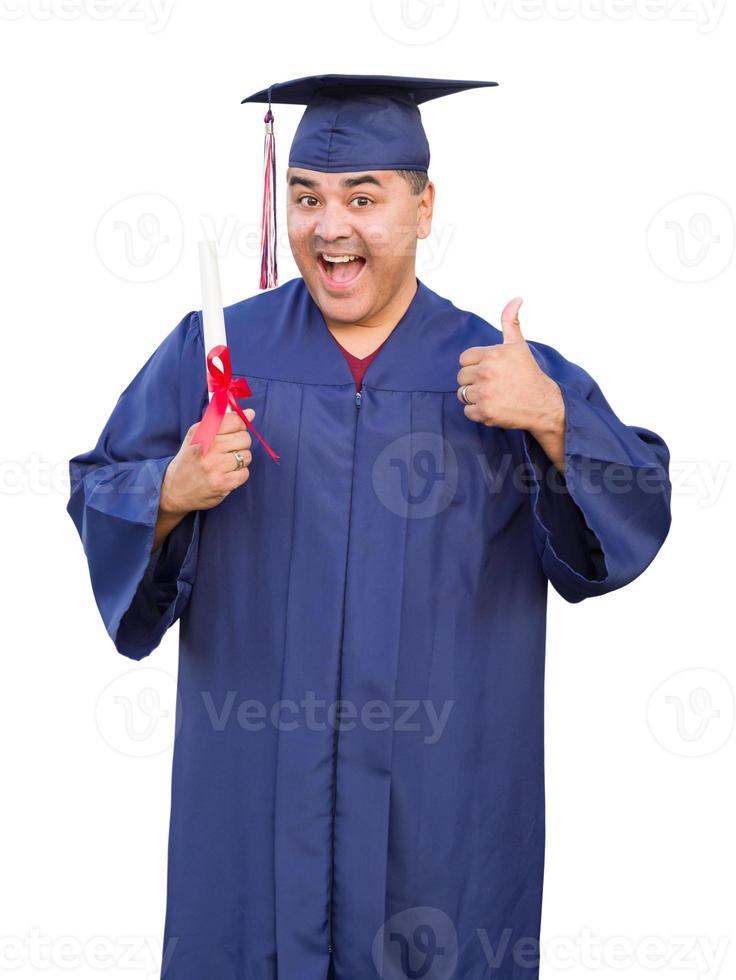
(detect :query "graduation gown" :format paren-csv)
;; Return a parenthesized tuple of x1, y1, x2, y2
(67, 277, 672, 980)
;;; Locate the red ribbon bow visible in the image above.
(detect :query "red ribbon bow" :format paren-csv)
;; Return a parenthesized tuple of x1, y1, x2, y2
(190, 344, 280, 464)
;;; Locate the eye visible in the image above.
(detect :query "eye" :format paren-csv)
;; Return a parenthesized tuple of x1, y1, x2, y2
(298, 195, 320, 207)
(350, 197, 373, 208)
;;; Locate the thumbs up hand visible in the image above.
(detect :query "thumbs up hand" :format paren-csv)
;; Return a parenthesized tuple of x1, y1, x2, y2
(457, 298, 566, 467)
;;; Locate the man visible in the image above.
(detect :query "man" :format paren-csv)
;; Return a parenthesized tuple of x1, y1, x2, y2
(67, 75, 671, 980)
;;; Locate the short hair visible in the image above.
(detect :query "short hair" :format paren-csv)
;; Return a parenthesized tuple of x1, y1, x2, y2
(395, 170, 429, 195)
(284, 168, 429, 195)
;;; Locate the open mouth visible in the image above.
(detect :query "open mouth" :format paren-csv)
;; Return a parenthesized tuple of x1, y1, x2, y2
(317, 252, 367, 290)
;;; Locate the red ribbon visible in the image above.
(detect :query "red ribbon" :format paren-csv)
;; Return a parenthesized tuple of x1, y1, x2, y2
(190, 344, 280, 464)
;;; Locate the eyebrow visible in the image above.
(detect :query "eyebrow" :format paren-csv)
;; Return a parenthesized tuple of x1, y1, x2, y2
(288, 173, 384, 190)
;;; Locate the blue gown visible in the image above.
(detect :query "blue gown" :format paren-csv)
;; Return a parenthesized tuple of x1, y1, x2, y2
(67, 277, 671, 980)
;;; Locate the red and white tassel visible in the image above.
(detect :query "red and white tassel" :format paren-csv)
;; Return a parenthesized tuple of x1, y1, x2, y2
(259, 108, 278, 289)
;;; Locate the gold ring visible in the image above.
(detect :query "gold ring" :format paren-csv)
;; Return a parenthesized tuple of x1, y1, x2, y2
(233, 451, 245, 471)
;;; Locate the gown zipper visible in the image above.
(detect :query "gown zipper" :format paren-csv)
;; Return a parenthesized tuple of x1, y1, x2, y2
(327, 385, 362, 957)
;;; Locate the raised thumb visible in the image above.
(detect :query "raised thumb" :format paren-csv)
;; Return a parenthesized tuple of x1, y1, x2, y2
(500, 297, 524, 344)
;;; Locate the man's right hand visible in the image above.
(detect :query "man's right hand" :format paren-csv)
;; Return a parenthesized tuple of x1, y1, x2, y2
(152, 409, 255, 551)
(163, 408, 255, 514)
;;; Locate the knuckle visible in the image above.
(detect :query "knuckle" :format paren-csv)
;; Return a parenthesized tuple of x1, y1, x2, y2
(207, 471, 220, 491)
(214, 474, 230, 494)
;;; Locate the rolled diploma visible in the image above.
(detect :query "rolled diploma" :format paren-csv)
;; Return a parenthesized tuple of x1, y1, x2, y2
(198, 240, 232, 412)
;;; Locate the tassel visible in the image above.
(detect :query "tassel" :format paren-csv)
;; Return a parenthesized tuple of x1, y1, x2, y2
(259, 107, 278, 289)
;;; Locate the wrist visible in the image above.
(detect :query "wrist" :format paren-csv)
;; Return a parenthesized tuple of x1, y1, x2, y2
(159, 485, 188, 520)
(530, 380, 565, 440)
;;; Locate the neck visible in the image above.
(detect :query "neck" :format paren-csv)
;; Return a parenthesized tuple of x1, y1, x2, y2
(322, 276, 418, 358)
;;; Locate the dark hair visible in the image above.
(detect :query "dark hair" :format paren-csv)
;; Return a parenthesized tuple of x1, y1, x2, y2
(395, 170, 429, 194)
(285, 168, 429, 194)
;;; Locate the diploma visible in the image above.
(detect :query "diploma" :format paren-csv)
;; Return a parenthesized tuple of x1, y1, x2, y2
(191, 241, 281, 463)
(198, 240, 231, 412)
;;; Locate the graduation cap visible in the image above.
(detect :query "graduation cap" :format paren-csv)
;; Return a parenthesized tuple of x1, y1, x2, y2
(241, 74, 498, 289)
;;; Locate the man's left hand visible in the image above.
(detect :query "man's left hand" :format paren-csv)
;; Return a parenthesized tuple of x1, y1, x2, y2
(456, 297, 567, 469)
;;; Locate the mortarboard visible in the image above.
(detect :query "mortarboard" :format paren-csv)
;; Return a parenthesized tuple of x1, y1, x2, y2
(241, 74, 498, 289)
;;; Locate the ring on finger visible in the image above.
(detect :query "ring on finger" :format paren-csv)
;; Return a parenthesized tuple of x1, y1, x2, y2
(233, 451, 246, 471)
(460, 384, 473, 406)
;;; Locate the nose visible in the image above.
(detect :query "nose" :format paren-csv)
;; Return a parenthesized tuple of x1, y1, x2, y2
(313, 201, 354, 247)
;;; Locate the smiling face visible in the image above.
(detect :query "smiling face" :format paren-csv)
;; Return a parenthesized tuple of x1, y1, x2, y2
(286, 168, 435, 327)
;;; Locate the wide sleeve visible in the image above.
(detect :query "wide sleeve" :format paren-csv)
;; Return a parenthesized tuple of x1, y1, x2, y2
(66, 310, 207, 659)
(521, 341, 672, 603)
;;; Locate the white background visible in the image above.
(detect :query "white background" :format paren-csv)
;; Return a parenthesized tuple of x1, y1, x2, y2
(1, 1, 734, 977)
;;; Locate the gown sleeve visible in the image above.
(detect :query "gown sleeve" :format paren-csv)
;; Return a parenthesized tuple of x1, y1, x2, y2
(66, 310, 206, 660)
(521, 341, 672, 603)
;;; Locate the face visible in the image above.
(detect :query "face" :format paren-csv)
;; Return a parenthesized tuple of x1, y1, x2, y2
(286, 168, 434, 326)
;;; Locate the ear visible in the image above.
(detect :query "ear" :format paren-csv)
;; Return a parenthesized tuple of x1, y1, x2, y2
(416, 179, 435, 240)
